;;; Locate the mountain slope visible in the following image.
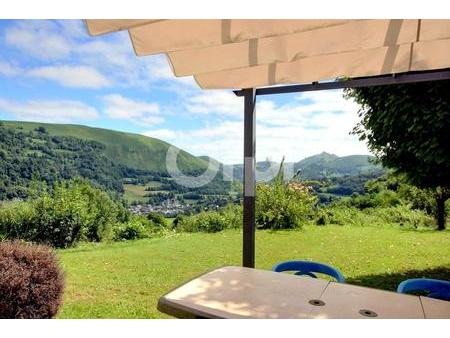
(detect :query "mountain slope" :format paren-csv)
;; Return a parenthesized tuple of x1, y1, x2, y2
(1, 120, 208, 173)
(0, 120, 384, 202)
(229, 153, 383, 182)
(294, 152, 383, 179)
(0, 124, 125, 199)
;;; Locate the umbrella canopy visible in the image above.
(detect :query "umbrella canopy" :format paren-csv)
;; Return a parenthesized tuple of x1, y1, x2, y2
(85, 19, 450, 89)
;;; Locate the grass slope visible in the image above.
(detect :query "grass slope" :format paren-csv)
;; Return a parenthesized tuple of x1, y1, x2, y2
(58, 226, 450, 318)
(1, 120, 208, 173)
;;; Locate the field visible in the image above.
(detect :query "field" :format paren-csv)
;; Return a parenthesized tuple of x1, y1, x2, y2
(123, 182, 163, 203)
(57, 225, 450, 318)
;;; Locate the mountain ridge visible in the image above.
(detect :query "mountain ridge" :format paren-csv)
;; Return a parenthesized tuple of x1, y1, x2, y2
(1, 120, 209, 174)
(227, 152, 382, 182)
(0, 120, 384, 202)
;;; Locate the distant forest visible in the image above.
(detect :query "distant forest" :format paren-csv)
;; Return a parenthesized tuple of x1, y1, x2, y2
(0, 123, 231, 201)
(0, 124, 125, 199)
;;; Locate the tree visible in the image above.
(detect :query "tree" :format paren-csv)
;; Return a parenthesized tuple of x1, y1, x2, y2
(345, 80, 450, 230)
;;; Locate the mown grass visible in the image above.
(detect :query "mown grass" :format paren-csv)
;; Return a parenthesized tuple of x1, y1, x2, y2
(57, 225, 450, 318)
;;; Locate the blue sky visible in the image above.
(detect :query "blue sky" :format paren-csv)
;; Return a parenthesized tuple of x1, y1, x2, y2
(0, 19, 370, 164)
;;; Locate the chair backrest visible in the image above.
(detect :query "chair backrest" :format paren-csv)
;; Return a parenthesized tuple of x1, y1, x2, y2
(397, 278, 450, 301)
(272, 260, 345, 283)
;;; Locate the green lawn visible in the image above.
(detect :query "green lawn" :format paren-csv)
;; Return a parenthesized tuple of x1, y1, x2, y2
(57, 225, 450, 318)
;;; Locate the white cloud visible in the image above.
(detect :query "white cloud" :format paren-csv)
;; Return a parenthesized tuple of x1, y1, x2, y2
(76, 34, 134, 68)
(4, 21, 72, 61)
(102, 94, 163, 127)
(0, 60, 20, 76)
(256, 90, 360, 128)
(185, 91, 243, 117)
(138, 55, 198, 91)
(0, 98, 99, 123)
(143, 90, 369, 164)
(57, 20, 87, 40)
(28, 65, 111, 88)
(143, 129, 177, 140)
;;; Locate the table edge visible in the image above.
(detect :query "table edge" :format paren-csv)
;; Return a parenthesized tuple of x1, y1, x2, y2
(157, 265, 238, 318)
(158, 296, 224, 319)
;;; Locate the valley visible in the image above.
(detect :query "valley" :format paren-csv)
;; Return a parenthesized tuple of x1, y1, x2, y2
(0, 120, 384, 215)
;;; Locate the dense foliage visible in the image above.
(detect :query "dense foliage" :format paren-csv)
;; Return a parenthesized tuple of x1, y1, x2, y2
(256, 180, 317, 230)
(0, 120, 210, 174)
(0, 175, 440, 248)
(0, 240, 64, 318)
(146, 212, 168, 227)
(316, 173, 439, 229)
(175, 172, 441, 232)
(254, 160, 317, 230)
(0, 123, 233, 208)
(175, 204, 242, 233)
(313, 171, 384, 203)
(345, 81, 450, 229)
(113, 217, 155, 241)
(0, 179, 161, 248)
(0, 124, 124, 199)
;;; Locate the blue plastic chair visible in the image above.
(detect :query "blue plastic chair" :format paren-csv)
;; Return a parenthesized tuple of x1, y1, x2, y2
(272, 260, 345, 283)
(397, 278, 450, 301)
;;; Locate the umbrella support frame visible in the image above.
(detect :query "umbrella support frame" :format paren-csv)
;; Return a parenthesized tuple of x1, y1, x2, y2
(238, 68, 450, 268)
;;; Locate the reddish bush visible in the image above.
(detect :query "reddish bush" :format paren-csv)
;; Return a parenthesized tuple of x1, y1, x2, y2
(0, 240, 65, 318)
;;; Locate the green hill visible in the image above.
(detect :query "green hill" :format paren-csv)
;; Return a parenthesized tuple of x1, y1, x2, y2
(0, 120, 383, 203)
(0, 120, 217, 201)
(230, 153, 383, 182)
(0, 120, 208, 173)
(294, 152, 383, 179)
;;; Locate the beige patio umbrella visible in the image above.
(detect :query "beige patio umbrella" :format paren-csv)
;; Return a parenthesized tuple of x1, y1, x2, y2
(84, 19, 450, 267)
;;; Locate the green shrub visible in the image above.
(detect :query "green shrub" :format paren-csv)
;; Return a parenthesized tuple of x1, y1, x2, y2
(256, 180, 316, 230)
(31, 190, 86, 248)
(75, 181, 124, 242)
(315, 209, 329, 226)
(0, 179, 131, 248)
(146, 212, 167, 227)
(177, 177, 317, 233)
(0, 200, 38, 240)
(113, 217, 153, 240)
(370, 205, 435, 229)
(315, 204, 434, 229)
(176, 205, 242, 233)
(318, 206, 363, 226)
(342, 190, 401, 210)
(172, 215, 185, 229)
(180, 212, 227, 233)
(397, 184, 436, 215)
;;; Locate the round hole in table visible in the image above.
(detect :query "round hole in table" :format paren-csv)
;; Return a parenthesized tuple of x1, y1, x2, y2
(359, 309, 378, 318)
(309, 299, 326, 306)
